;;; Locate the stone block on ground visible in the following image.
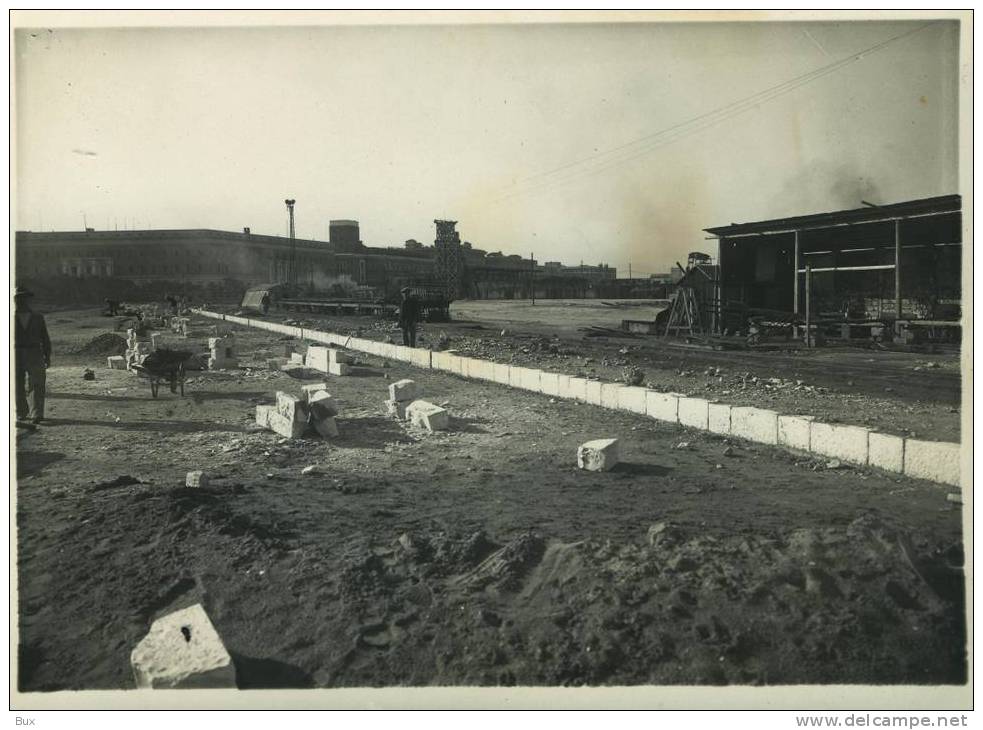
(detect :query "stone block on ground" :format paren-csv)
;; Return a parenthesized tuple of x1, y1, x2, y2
(185, 471, 209, 488)
(585, 380, 604, 406)
(577, 438, 621, 472)
(472, 359, 497, 382)
(301, 383, 330, 401)
(107, 355, 126, 370)
(646, 391, 679, 423)
(305, 346, 330, 372)
(255, 405, 273, 429)
(308, 391, 338, 419)
(868, 432, 905, 473)
(406, 400, 450, 432)
(520, 368, 542, 393)
(408, 348, 432, 369)
(565, 377, 589, 402)
(493, 363, 512, 386)
(328, 362, 352, 376)
(730, 407, 779, 445)
(329, 349, 354, 366)
(266, 411, 308, 439)
(508, 366, 528, 389)
(678, 397, 709, 430)
(778, 415, 814, 452)
(600, 383, 623, 410)
(617, 386, 649, 415)
(539, 372, 561, 397)
(275, 391, 307, 422)
(130, 603, 236, 689)
(708, 403, 731, 435)
(290, 352, 305, 365)
(809, 422, 870, 465)
(388, 379, 420, 402)
(904, 439, 961, 486)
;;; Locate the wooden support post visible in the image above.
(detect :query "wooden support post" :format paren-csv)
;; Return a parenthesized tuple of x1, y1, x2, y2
(805, 264, 812, 347)
(793, 230, 800, 315)
(894, 219, 902, 321)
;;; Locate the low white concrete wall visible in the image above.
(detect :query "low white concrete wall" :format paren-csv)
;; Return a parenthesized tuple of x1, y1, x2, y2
(195, 309, 961, 487)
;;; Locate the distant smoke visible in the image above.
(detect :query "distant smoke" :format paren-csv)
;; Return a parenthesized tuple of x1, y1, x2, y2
(308, 271, 359, 296)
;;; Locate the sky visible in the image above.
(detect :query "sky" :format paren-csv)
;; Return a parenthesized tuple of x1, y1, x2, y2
(14, 16, 960, 277)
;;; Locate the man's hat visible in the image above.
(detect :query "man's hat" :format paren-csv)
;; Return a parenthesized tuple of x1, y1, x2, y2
(14, 286, 34, 298)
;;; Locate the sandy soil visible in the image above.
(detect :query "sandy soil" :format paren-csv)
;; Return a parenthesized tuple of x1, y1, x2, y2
(15, 309, 966, 690)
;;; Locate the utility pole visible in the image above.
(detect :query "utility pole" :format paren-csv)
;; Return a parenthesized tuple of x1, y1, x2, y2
(285, 198, 296, 286)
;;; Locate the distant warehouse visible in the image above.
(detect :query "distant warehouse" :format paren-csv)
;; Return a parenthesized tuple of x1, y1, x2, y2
(704, 195, 962, 333)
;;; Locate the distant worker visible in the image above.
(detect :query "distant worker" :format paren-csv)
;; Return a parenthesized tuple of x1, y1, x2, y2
(165, 293, 179, 316)
(397, 287, 421, 348)
(105, 298, 119, 316)
(261, 292, 271, 316)
(14, 286, 51, 425)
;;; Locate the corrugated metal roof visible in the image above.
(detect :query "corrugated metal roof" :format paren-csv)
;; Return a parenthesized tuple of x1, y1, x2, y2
(704, 194, 961, 238)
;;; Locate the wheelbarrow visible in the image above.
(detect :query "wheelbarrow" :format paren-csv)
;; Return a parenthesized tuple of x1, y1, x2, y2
(132, 361, 187, 398)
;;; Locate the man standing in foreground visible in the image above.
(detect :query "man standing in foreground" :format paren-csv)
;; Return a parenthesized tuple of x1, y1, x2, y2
(14, 286, 51, 424)
(397, 286, 421, 348)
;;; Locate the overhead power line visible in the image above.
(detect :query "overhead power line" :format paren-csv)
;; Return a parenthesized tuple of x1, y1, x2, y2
(490, 22, 937, 205)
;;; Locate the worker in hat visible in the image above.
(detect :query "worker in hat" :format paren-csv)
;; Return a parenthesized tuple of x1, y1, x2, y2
(14, 286, 51, 424)
(397, 286, 421, 348)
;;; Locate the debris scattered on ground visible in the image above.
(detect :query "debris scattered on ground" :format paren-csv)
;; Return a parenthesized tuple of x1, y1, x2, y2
(82, 368, 95, 380)
(73, 333, 127, 356)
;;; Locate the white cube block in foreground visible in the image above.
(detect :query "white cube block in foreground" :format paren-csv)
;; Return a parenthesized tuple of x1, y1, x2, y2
(130, 604, 236, 689)
(406, 400, 450, 432)
(577, 438, 621, 472)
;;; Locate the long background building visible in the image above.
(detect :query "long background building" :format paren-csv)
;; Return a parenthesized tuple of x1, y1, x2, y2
(14, 219, 624, 303)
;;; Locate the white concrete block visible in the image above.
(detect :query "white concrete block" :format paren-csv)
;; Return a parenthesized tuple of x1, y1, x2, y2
(305, 346, 330, 372)
(471, 359, 495, 382)
(493, 363, 512, 385)
(301, 383, 330, 401)
(255, 405, 273, 429)
(408, 348, 432, 369)
(708, 403, 731, 435)
(406, 400, 450, 432)
(778, 415, 814, 451)
(107, 355, 126, 370)
(730, 407, 779, 445)
(600, 383, 622, 409)
(130, 604, 236, 689)
(276, 392, 307, 422)
(520, 368, 542, 392)
(207, 356, 239, 371)
(577, 438, 621, 472)
(328, 362, 351, 376)
(646, 391, 679, 423)
(585, 380, 604, 406)
(904, 439, 962, 486)
(566, 377, 589, 402)
(388, 379, 420, 402)
(509, 365, 528, 389)
(312, 416, 339, 438)
(810, 422, 870, 465)
(185, 471, 209, 488)
(308, 391, 338, 419)
(390, 345, 412, 362)
(618, 386, 649, 415)
(290, 352, 305, 365)
(868, 432, 905, 473)
(266, 411, 307, 439)
(540, 372, 561, 397)
(430, 351, 454, 372)
(678, 397, 709, 430)
(556, 375, 572, 399)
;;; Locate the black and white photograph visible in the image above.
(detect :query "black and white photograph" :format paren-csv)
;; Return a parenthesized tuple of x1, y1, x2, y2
(10, 10, 971, 711)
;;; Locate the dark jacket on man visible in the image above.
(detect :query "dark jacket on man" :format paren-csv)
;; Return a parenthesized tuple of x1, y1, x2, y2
(15, 310, 51, 362)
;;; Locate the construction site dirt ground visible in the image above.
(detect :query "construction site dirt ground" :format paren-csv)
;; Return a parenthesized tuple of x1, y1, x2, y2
(16, 308, 967, 691)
